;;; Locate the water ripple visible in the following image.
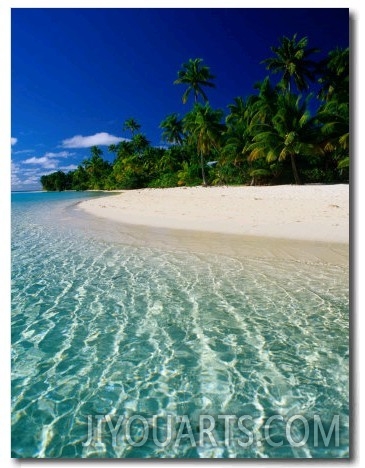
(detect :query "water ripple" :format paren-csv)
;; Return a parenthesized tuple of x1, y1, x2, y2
(11, 195, 349, 458)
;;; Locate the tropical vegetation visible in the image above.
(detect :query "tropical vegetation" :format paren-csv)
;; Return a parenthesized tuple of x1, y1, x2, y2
(40, 35, 349, 191)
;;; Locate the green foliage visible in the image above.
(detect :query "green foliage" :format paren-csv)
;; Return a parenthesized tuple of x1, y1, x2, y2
(40, 171, 72, 191)
(158, 146, 188, 172)
(301, 168, 328, 183)
(123, 118, 141, 137)
(210, 163, 250, 186)
(115, 168, 146, 190)
(177, 162, 202, 186)
(174, 58, 215, 104)
(262, 34, 319, 93)
(131, 133, 150, 154)
(183, 103, 224, 185)
(40, 43, 349, 191)
(249, 168, 272, 185)
(317, 99, 349, 178)
(160, 114, 184, 145)
(318, 47, 349, 102)
(148, 172, 179, 188)
(72, 165, 89, 191)
(248, 93, 321, 184)
(82, 146, 112, 189)
(315, 48, 349, 178)
(337, 157, 349, 169)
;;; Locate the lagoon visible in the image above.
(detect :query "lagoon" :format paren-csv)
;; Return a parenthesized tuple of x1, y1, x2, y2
(11, 191, 349, 458)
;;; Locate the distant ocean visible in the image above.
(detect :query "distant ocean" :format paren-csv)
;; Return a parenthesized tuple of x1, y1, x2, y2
(11, 191, 349, 458)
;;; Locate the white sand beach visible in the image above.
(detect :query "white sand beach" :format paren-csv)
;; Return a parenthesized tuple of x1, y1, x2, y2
(79, 185, 349, 244)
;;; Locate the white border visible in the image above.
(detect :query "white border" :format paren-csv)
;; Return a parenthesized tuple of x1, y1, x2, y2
(1, 1, 362, 467)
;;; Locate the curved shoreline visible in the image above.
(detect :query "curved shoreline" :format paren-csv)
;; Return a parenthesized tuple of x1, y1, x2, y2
(78, 185, 349, 242)
(74, 185, 349, 266)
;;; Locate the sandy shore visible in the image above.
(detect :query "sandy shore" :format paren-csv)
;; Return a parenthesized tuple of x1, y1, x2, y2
(78, 185, 349, 244)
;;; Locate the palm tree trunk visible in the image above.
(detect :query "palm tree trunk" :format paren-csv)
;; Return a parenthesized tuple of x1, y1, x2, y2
(200, 152, 207, 186)
(290, 154, 301, 185)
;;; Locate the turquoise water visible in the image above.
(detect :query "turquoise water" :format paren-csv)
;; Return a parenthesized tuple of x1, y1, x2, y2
(11, 192, 349, 458)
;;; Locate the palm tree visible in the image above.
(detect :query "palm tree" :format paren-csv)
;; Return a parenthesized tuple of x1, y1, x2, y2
(218, 120, 252, 185)
(83, 146, 111, 189)
(160, 113, 184, 145)
(262, 34, 319, 93)
(223, 96, 257, 170)
(174, 58, 215, 104)
(226, 96, 257, 126)
(317, 47, 349, 172)
(248, 93, 320, 184)
(318, 47, 349, 102)
(108, 144, 117, 154)
(131, 133, 150, 156)
(317, 99, 349, 170)
(158, 146, 185, 173)
(183, 103, 224, 185)
(251, 77, 279, 125)
(83, 146, 104, 175)
(123, 118, 141, 137)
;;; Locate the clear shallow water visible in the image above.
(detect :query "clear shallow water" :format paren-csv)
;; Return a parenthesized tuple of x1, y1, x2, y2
(11, 192, 349, 458)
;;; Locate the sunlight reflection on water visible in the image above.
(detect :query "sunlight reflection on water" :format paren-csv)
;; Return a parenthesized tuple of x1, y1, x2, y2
(11, 192, 349, 458)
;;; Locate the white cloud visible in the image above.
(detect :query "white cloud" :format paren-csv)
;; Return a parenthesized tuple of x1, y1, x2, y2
(12, 149, 34, 155)
(11, 173, 22, 187)
(11, 162, 43, 190)
(11, 162, 22, 186)
(23, 156, 58, 169)
(11, 161, 20, 171)
(62, 132, 126, 148)
(12, 149, 80, 189)
(11, 137, 18, 146)
(22, 175, 42, 185)
(59, 164, 78, 171)
(44, 151, 74, 158)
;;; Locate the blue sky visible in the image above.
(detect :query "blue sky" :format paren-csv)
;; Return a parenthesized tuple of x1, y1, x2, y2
(11, 8, 349, 190)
